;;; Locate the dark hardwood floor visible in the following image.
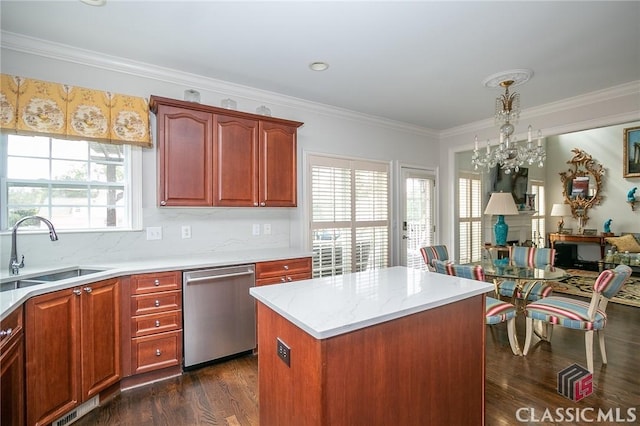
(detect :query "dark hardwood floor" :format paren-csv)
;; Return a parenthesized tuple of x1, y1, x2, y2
(77, 296, 639, 426)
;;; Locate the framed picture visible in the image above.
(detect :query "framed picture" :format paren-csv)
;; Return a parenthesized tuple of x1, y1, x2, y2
(561, 228, 573, 235)
(623, 126, 640, 178)
(583, 228, 597, 236)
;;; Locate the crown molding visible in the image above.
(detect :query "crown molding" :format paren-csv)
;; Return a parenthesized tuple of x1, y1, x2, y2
(440, 80, 640, 139)
(1, 31, 436, 138)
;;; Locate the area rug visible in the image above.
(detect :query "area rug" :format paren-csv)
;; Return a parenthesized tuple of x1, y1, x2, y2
(550, 269, 640, 308)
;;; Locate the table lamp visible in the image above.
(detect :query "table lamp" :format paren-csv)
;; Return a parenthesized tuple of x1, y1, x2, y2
(484, 192, 519, 246)
(550, 203, 572, 233)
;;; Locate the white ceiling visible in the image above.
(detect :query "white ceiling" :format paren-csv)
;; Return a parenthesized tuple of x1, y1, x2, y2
(2, 1, 639, 131)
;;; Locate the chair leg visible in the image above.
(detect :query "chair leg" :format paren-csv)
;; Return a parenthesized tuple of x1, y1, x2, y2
(523, 317, 533, 355)
(585, 330, 594, 373)
(598, 330, 608, 365)
(506, 317, 521, 356)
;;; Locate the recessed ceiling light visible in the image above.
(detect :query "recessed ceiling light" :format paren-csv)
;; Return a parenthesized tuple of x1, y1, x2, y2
(309, 62, 329, 72)
(80, 0, 106, 6)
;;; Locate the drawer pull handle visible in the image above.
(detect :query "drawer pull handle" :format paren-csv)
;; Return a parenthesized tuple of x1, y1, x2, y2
(154, 279, 160, 286)
(0, 328, 12, 338)
(155, 320, 161, 327)
(154, 300, 160, 307)
(83, 287, 92, 293)
(156, 349, 161, 356)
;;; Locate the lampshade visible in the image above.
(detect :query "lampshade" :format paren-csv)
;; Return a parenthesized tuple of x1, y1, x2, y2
(550, 203, 572, 217)
(484, 192, 519, 216)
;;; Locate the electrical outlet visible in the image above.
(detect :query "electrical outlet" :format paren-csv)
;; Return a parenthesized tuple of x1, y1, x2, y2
(181, 225, 191, 239)
(146, 226, 162, 240)
(276, 337, 290, 367)
(252, 223, 260, 236)
(263, 223, 271, 235)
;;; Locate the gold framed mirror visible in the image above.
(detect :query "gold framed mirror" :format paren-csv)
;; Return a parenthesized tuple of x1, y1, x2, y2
(559, 148, 604, 231)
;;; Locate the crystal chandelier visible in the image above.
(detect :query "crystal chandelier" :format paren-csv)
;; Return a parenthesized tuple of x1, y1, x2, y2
(472, 71, 545, 174)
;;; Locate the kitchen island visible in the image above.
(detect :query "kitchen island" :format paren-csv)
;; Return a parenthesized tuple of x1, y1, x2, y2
(250, 266, 493, 426)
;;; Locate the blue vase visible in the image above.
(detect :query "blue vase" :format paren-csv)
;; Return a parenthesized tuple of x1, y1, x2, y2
(494, 215, 509, 246)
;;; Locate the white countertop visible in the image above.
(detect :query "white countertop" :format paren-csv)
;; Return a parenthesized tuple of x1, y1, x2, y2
(0, 248, 311, 320)
(249, 266, 493, 339)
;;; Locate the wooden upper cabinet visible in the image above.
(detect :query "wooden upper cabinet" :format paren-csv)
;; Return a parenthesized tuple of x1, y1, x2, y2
(214, 115, 259, 206)
(259, 121, 298, 207)
(150, 96, 302, 207)
(155, 103, 214, 206)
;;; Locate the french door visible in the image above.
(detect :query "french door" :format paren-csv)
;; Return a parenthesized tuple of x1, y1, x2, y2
(400, 167, 436, 270)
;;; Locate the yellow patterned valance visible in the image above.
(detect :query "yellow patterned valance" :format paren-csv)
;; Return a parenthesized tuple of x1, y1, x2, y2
(0, 74, 151, 148)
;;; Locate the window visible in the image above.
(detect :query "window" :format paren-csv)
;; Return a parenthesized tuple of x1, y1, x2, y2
(530, 180, 546, 247)
(308, 154, 390, 278)
(1, 134, 137, 231)
(458, 172, 482, 264)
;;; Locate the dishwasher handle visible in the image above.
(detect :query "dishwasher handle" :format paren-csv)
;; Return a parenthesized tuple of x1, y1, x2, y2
(185, 270, 254, 284)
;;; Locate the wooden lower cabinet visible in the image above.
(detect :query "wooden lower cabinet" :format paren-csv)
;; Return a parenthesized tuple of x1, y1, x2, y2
(123, 271, 183, 381)
(1, 306, 24, 426)
(25, 278, 121, 426)
(255, 257, 312, 286)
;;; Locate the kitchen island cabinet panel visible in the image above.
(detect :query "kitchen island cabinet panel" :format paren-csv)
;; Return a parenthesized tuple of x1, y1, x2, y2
(256, 292, 485, 425)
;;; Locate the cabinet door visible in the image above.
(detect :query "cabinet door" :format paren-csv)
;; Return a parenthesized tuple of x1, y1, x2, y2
(26, 289, 81, 426)
(259, 121, 297, 207)
(214, 114, 259, 206)
(1, 335, 24, 426)
(157, 105, 214, 206)
(81, 278, 121, 400)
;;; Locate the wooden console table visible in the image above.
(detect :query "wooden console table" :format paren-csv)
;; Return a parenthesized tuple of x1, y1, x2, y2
(548, 233, 610, 259)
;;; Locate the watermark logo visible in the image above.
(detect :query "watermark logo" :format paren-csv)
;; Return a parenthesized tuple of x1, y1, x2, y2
(558, 363, 593, 401)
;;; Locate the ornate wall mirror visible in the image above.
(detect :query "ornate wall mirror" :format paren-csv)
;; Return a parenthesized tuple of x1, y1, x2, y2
(559, 148, 605, 231)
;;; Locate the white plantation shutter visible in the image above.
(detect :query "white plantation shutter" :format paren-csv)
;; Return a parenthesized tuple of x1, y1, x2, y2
(459, 172, 482, 264)
(309, 155, 390, 277)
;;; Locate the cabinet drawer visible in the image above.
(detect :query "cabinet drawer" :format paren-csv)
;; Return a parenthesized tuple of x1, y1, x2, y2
(256, 272, 312, 286)
(131, 310, 182, 338)
(131, 290, 182, 316)
(130, 271, 181, 294)
(0, 306, 23, 353)
(255, 257, 311, 279)
(132, 330, 182, 374)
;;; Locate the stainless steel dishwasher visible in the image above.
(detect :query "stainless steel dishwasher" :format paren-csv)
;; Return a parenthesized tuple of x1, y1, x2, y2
(183, 264, 256, 368)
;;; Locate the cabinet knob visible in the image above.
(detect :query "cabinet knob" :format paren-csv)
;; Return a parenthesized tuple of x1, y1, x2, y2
(156, 349, 162, 356)
(73, 289, 82, 296)
(260, 202, 266, 207)
(287, 276, 292, 282)
(0, 328, 12, 338)
(155, 320, 161, 327)
(155, 300, 161, 307)
(154, 279, 160, 286)
(253, 202, 259, 207)
(280, 277, 286, 283)
(83, 287, 92, 293)
(284, 265, 289, 270)
(160, 200, 167, 206)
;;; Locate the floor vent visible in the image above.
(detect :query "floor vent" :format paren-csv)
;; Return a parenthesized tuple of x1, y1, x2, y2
(53, 396, 99, 426)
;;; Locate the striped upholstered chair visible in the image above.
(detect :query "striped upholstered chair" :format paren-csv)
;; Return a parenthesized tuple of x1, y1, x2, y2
(495, 246, 555, 303)
(523, 264, 632, 372)
(419, 245, 449, 272)
(432, 260, 521, 355)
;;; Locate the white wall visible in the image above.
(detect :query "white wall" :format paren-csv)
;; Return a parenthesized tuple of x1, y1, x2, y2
(0, 46, 438, 268)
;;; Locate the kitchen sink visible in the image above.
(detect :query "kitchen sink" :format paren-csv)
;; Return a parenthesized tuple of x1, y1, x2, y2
(0, 267, 108, 292)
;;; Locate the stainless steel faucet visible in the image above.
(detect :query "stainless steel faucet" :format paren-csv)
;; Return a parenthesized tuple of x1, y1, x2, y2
(9, 215, 59, 275)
